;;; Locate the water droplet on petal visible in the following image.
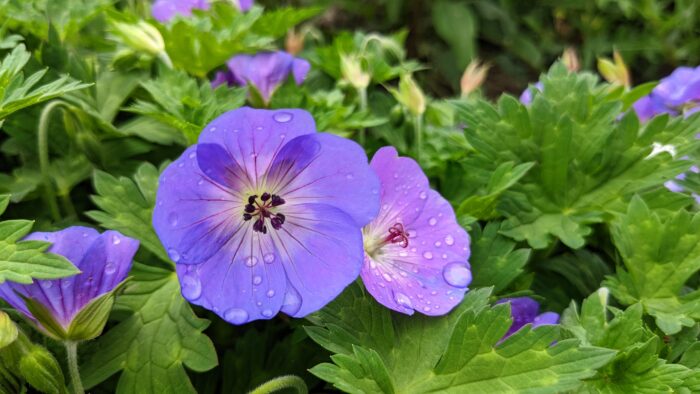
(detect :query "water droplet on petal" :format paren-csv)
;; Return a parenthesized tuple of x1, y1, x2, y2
(393, 173, 399, 179)
(398, 251, 408, 257)
(445, 235, 455, 246)
(262, 309, 274, 317)
(382, 204, 389, 211)
(224, 308, 248, 324)
(168, 213, 179, 227)
(105, 262, 117, 275)
(40, 281, 52, 289)
(346, 173, 354, 180)
(168, 248, 181, 262)
(177, 162, 184, 168)
(423, 306, 431, 312)
(419, 191, 427, 199)
(112, 235, 121, 245)
(263, 253, 275, 263)
(434, 241, 442, 247)
(423, 251, 433, 260)
(82, 232, 89, 238)
(181, 274, 202, 300)
(188, 152, 196, 159)
(266, 289, 275, 297)
(61, 281, 71, 289)
(442, 262, 472, 288)
(273, 112, 293, 123)
(197, 178, 204, 185)
(382, 273, 393, 282)
(281, 287, 302, 316)
(245, 256, 258, 267)
(394, 292, 413, 309)
(428, 217, 437, 226)
(252, 276, 262, 285)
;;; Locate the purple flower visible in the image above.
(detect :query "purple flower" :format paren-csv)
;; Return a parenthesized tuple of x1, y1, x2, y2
(519, 81, 543, 105)
(233, 0, 253, 11)
(152, 0, 210, 23)
(212, 51, 310, 105)
(497, 297, 559, 339)
(633, 66, 700, 121)
(0, 227, 138, 330)
(360, 147, 471, 316)
(153, 107, 380, 324)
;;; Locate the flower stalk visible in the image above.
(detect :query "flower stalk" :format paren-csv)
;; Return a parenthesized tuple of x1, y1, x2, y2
(64, 341, 84, 394)
(249, 375, 308, 394)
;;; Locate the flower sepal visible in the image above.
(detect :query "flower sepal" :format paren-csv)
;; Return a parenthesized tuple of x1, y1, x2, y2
(21, 278, 129, 341)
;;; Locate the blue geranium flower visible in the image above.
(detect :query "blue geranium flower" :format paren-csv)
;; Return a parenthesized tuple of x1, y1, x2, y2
(212, 51, 310, 105)
(497, 297, 559, 339)
(633, 66, 700, 121)
(0, 227, 138, 333)
(153, 107, 380, 324)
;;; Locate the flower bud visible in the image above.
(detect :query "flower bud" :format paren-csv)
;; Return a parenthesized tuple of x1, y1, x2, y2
(285, 29, 305, 56)
(0, 311, 18, 349)
(340, 54, 370, 91)
(598, 50, 630, 87)
(19, 346, 67, 394)
(460, 59, 489, 96)
(110, 20, 172, 67)
(390, 74, 426, 116)
(562, 47, 580, 72)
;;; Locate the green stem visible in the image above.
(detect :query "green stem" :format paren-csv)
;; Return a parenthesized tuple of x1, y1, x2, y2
(64, 341, 84, 394)
(60, 193, 78, 219)
(249, 375, 308, 394)
(357, 87, 368, 146)
(38, 101, 69, 222)
(413, 114, 423, 162)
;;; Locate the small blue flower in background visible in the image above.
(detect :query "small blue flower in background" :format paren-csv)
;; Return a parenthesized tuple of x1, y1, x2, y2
(153, 107, 380, 325)
(360, 147, 471, 316)
(152, 0, 210, 22)
(152, 0, 252, 22)
(497, 297, 559, 339)
(212, 51, 311, 105)
(0, 227, 138, 333)
(633, 66, 700, 121)
(519, 81, 543, 105)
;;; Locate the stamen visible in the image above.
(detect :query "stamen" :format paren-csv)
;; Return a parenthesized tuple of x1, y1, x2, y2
(385, 223, 409, 248)
(243, 192, 286, 233)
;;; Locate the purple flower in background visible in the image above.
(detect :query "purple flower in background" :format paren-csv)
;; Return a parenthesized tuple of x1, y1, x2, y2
(633, 66, 700, 121)
(152, 0, 210, 22)
(212, 51, 310, 105)
(497, 297, 559, 339)
(519, 81, 543, 105)
(0, 227, 138, 332)
(360, 147, 471, 316)
(153, 107, 379, 324)
(232, 0, 253, 11)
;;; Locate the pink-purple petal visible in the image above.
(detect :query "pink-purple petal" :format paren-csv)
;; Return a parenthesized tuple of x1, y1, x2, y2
(152, 0, 209, 23)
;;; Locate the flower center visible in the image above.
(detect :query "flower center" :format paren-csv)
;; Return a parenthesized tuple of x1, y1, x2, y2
(242, 192, 286, 234)
(364, 222, 410, 258)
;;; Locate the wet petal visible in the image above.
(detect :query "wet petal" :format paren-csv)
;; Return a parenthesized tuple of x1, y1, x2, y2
(268, 133, 380, 227)
(366, 146, 430, 234)
(152, 0, 209, 22)
(179, 203, 362, 323)
(226, 52, 299, 101)
(153, 146, 243, 265)
(361, 189, 470, 316)
(291, 58, 310, 85)
(533, 311, 560, 327)
(197, 107, 316, 189)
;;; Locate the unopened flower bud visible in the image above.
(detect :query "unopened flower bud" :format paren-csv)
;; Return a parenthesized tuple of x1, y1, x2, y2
(285, 29, 306, 56)
(392, 74, 426, 116)
(562, 47, 580, 72)
(111, 20, 172, 67)
(598, 50, 630, 87)
(460, 59, 489, 96)
(340, 54, 370, 91)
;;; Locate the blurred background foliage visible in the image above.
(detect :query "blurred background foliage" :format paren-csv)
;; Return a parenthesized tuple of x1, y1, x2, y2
(265, 0, 700, 97)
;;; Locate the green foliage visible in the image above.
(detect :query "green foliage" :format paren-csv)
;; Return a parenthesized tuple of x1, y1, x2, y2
(307, 285, 615, 393)
(87, 163, 169, 263)
(0, 44, 89, 122)
(0, 199, 79, 284)
(605, 196, 700, 334)
(561, 289, 700, 392)
(0, 328, 68, 394)
(468, 221, 530, 294)
(80, 263, 217, 393)
(456, 64, 700, 249)
(128, 68, 246, 144)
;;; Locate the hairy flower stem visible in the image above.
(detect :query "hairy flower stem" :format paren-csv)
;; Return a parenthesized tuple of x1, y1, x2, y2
(38, 101, 70, 221)
(413, 114, 423, 162)
(249, 375, 308, 394)
(358, 86, 368, 146)
(64, 341, 84, 394)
